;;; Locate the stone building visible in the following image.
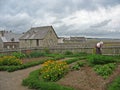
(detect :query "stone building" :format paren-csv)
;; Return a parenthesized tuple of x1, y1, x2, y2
(19, 26, 58, 48)
(0, 31, 22, 49)
(63, 36, 86, 43)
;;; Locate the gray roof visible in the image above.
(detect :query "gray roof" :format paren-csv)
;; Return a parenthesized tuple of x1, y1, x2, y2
(20, 26, 57, 40)
(0, 31, 23, 42)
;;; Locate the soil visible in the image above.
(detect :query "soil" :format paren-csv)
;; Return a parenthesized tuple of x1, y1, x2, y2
(57, 64, 120, 90)
(0, 57, 120, 90)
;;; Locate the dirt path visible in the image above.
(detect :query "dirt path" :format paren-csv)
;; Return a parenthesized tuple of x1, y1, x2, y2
(0, 65, 41, 90)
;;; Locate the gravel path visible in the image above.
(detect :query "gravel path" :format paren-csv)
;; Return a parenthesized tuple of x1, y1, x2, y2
(0, 65, 41, 90)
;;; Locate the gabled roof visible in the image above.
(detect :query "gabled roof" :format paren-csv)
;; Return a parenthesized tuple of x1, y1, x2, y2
(20, 26, 58, 40)
(0, 31, 23, 42)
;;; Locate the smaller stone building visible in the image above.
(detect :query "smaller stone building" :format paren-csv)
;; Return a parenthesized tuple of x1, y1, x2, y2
(0, 31, 22, 49)
(63, 36, 86, 43)
(19, 26, 58, 48)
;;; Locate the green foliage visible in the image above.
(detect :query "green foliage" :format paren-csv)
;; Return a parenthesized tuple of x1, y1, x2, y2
(0, 56, 22, 66)
(0, 59, 48, 72)
(87, 54, 116, 65)
(45, 53, 65, 60)
(0, 54, 5, 57)
(22, 70, 75, 90)
(64, 51, 73, 55)
(40, 60, 69, 81)
(44, 48, 50, 54)
(65, 57, 85, 64)
(28, 51, 45, 58)
(107, 76, 120, 90)
(94, 63, 116, 79)
(72, 52, 88, 57)
(72, 61, 85, 70)
(12, 52, 26, 59)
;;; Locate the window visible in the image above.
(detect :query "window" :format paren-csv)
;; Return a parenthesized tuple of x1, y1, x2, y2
(36, 39, 39, 46)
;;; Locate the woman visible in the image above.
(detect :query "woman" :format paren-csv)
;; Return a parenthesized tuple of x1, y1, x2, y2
(95, 41, 103, 54)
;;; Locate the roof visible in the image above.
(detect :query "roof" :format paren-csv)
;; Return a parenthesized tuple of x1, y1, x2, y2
(20, 26, 58, 40)
(0, 31, 23, 42)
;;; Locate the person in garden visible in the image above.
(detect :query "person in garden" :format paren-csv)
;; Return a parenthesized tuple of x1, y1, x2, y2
(95, 41, 103, 54)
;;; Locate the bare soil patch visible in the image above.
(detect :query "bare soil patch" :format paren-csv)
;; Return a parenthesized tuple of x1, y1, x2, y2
(57, 64, 120, 90)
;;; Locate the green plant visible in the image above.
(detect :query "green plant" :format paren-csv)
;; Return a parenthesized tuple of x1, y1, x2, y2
(12, 52, 26, 59)
(28, 51, 45, 58)
(44, 48, 50, 54)
(22, 70, 75, 90)
(107, 75, 120, 90)
(87, 54, 116, 66)
(64, 51, 73, 55)
(0, 54, 5, 57)
(40, 60, 69, 81)
(72, 61, 85, 70)
(94, 63, 116, 79)
(0, 56, 22, 66)
(0, 59, 49, 72)
(45, 53, 65, 60)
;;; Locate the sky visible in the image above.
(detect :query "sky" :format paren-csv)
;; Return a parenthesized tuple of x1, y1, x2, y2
(0, 0, 120, 39)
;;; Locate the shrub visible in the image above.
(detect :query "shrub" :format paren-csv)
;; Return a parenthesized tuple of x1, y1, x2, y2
(72, 61, 85, 70)
(22, 70, 75, 90)
(12, 52, 26, 59)
(64, 51, 73, 55)
(40, 60, 69, 81)
(0, 56, 22, 66)
(0, 59, 48, 72)
(46, 54, 65, 60)
(0, 54, 5, 57)
(43, 48, 50, 54)
(94, 63, 116, 79)
(88, 54, 116, 65)
(107, 75, 120, 90)
(28, 51, 45, 58)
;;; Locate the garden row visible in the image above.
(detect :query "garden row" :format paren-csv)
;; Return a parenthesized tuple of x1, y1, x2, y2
(0, 50, 120, 90)
(22, 53, 120, 90)
(0, 51, 86, 72)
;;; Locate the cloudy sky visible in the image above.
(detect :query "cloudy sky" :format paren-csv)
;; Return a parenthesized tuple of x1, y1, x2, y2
(0, 0, 120, 38)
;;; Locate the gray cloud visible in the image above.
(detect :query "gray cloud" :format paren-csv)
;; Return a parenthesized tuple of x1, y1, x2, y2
(0, 0, 120, 38)
(90, 19, 112, 28)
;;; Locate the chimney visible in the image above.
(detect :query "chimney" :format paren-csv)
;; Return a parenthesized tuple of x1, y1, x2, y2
(0, 31, 4, 37)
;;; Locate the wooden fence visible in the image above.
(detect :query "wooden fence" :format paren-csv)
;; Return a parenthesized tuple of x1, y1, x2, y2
(0, 46, 120, 55)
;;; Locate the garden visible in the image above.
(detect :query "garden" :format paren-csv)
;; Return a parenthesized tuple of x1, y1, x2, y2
(0, 50, 120, 90)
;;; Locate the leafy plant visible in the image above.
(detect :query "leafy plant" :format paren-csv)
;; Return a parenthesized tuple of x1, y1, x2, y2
(40, 60, 69, 81)
(12, 52, 26, 59)
(22, 70, 75, 90)
(0, 56, 22, 66)
(87, 54, 116, 65)
(28, 51, 45, 58)
(0, 59, 48, 72)
(94, 63, 116, 79)
(72, 61, 85, 70)
(64, 51, 73, 55)
(107, 75, 120, 90)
